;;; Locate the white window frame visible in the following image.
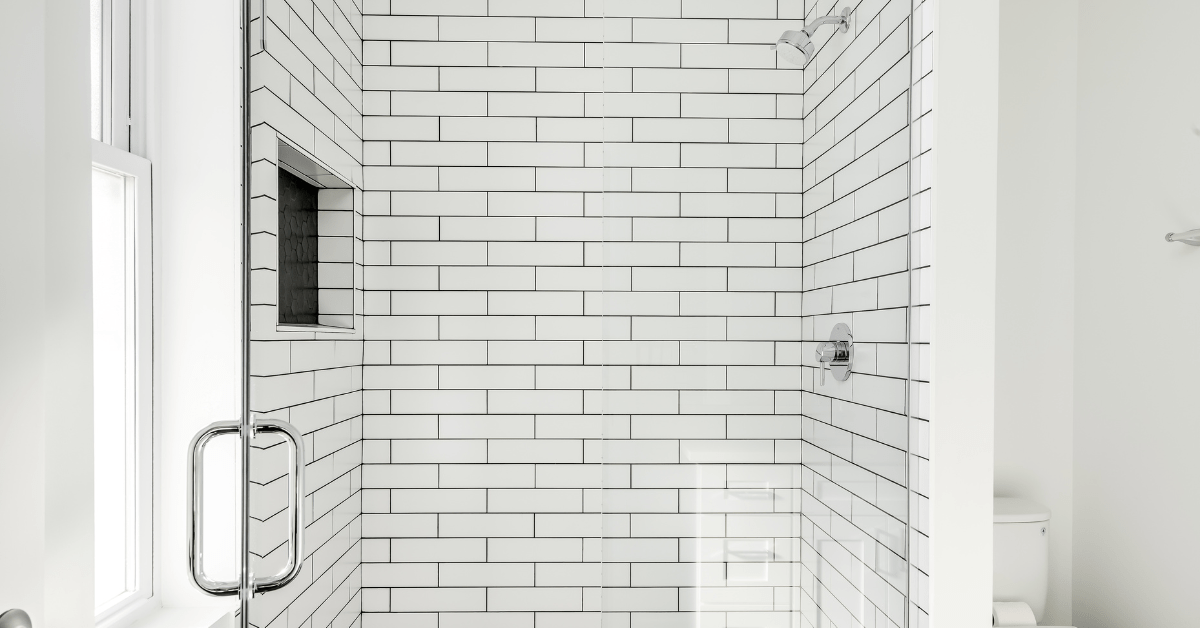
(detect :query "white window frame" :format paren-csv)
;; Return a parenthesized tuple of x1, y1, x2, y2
(92, 140, 156, 628)
(92, 0, 133, 151)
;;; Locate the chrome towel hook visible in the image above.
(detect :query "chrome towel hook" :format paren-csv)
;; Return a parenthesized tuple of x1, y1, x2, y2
(1165, 228, 1200, 246)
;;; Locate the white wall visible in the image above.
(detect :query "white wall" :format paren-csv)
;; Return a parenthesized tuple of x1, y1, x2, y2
(1073, 0, 1200, 625)
(929, 0, 999, 625)
(0, 2, 50, 625)
(42, 0, 97, 624)
(154, 0, 245, 612)
(0, 2, 94, 627)
(995, 1, 1077, 625)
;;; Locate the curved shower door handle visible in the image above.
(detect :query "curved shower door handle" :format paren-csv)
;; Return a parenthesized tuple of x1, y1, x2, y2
(187, 420, 242, 596)
(251, 419, 306, 593)
(187, 419, 306, 597)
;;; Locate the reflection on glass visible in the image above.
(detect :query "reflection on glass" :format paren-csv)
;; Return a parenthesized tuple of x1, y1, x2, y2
(90, 0, 104, 141)
(93, 166, 134, 612)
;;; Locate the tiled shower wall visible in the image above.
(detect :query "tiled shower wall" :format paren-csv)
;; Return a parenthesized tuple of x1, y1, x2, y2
(351, 0, 921, 627)
(908, 0, 933, 623)
(242, 0, 932, 626)
(794, 0, 919, 626)
(248, 0, 366, 626)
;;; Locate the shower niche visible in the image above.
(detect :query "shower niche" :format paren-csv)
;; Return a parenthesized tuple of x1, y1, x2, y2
(277, 168, 319, 325)
(266, 137, 358, 331)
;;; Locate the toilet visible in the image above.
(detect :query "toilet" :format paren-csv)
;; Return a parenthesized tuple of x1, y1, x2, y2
(993, 497, 1075, 627)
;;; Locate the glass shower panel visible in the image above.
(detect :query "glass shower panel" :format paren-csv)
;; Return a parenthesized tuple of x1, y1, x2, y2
(599, 1, 917, 627)
(597, 2, 808, 623)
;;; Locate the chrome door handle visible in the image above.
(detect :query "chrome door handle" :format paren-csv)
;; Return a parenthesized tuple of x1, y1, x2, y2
(0, 609, 32, 628)
(251, 419, 305, 593)
(187, 421, 242, 596)
(186, 418, 306, 597)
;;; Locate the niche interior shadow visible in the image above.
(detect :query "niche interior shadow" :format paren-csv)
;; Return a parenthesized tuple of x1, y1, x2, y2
(277, 168, 319, 325)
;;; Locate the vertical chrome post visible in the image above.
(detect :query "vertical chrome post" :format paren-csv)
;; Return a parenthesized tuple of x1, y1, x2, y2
(904, 1, 917, 626)
(239, 0, 254, 622)
(186, 0, 307, 619)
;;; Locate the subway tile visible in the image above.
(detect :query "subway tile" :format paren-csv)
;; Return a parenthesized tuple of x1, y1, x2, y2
(682, 44, 777, 69)
(490, 93, 585, 116)
(535, 18, 606, 42)
(491, 42, 585, 67)
(488, 490, 584, 513)
(439, 16, 536, 41)
(489, 0, 584, 18)
(439, 563, 535, 587)
(488, 588, 584, 612)
(441, 67, 537, 92)
(603, 0, 682, 19)
(442, 117, 538, 141)
(391, 41, 487, 66)
(390, 588, 485, 611)
(258, 2, 927, 625)
(632, 19, 727, 44)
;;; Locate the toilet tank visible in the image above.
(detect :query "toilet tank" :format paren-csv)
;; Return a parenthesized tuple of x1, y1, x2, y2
(994, 497, 1051, 622)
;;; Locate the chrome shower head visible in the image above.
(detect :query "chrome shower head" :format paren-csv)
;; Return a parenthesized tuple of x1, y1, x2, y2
(774, 7, 852, 68)
(775, 30, 816, 66)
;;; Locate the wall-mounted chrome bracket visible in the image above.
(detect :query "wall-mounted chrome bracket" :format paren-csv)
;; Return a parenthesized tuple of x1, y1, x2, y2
(815, 323, 854, 385)
(1165, 228, 1200, 246)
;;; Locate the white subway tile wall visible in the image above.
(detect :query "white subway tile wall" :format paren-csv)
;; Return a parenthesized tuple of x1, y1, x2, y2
(249, 0, 366, 627)
(794, 0, 918, 627)
(352, 0, 923, 627)
(908, 0, 932, 625)
(249, 0, 930, 626)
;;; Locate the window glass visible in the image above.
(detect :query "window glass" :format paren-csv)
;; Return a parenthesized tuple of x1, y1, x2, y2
(92, 165, 136, 613)
(90, 0, 104, 141)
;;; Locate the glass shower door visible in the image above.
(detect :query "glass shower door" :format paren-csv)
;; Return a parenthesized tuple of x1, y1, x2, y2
(596, 0, 810, 618)
(597, 1, 918, 626)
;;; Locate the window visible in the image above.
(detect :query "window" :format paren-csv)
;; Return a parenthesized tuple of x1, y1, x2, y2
(90, 0, 132, 150)
(92, 141, 154, 627)
(92, 0, 152, 622)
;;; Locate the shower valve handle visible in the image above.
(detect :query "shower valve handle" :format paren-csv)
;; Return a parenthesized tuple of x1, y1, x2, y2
(815, 342, 839, 385)
(814, 323, 855, 386)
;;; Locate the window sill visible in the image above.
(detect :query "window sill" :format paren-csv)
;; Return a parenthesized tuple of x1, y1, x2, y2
(127, 606, 235, 628)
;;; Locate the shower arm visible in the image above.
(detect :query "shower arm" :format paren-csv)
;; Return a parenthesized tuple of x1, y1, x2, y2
(771, 7, 852, 52)
(802, 11, 851, 36)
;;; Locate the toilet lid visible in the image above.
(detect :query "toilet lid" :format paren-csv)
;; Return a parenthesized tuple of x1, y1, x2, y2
(994, 497, 1051, 523)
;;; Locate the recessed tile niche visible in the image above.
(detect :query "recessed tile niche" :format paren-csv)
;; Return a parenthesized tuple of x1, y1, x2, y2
(277, 169, 319, 324)
(274, 139, 356, 330)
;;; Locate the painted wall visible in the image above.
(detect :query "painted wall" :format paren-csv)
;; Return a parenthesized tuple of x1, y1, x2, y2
(0, 2, 93, 627)
(1073, 0, 1200, 625)
(155, 0, 246, 613)
(995, 1, 1077, 625)
(928, 0, 1000, 625)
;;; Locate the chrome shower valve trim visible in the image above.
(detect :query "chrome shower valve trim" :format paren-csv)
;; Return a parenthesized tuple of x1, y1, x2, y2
(815, 322, 854, 385)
